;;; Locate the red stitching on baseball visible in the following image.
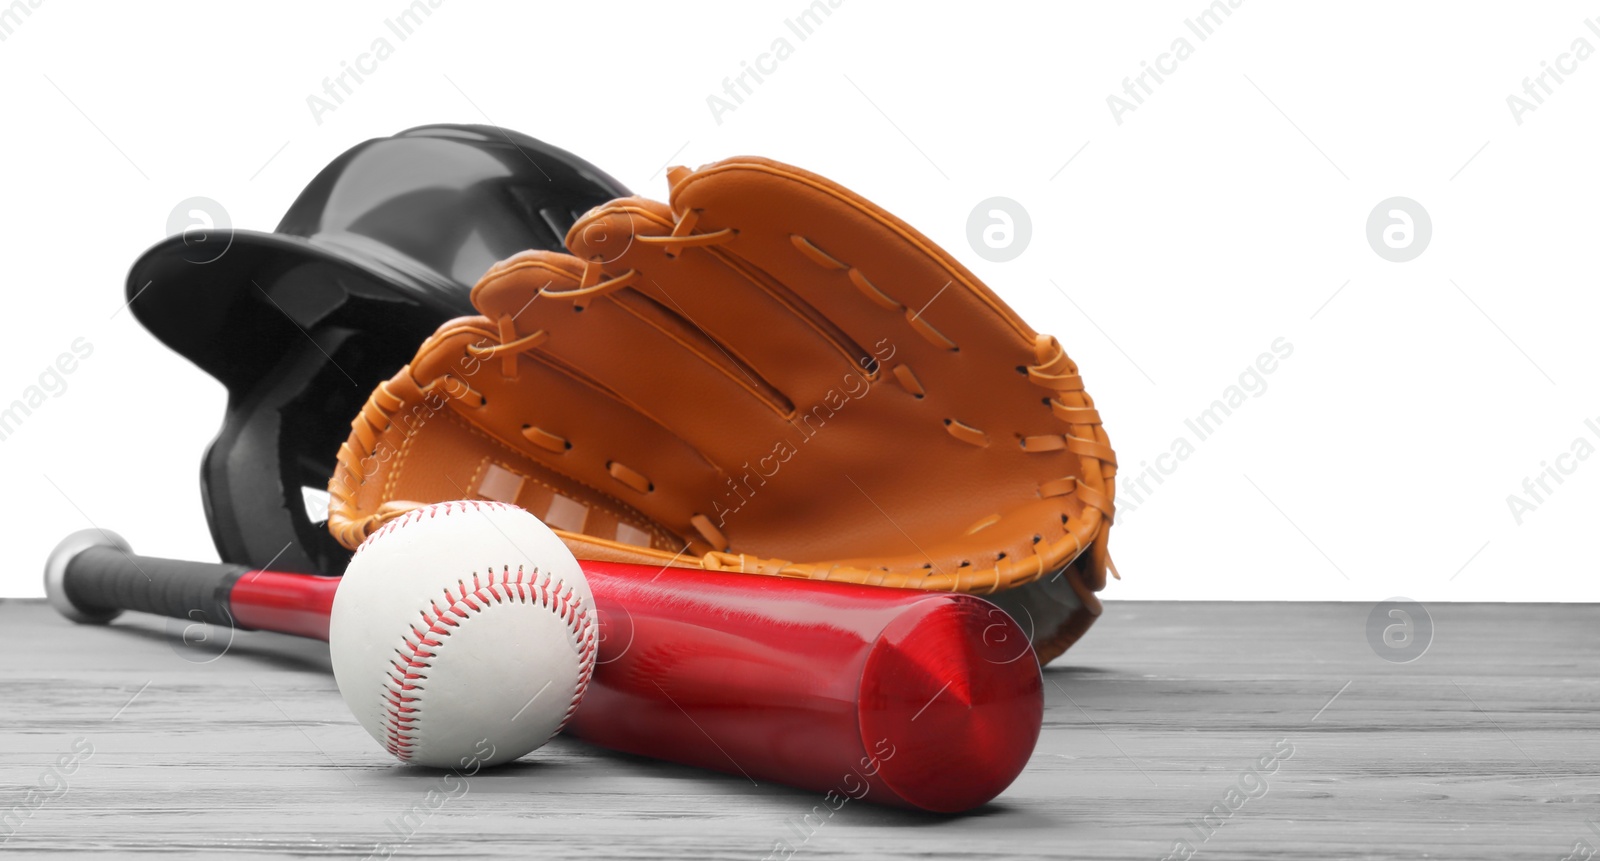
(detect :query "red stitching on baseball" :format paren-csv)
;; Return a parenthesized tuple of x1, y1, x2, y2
(366, 502, 598, 762)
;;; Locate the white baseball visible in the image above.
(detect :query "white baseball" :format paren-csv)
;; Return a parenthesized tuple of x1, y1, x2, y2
(330, 500, 598, 769)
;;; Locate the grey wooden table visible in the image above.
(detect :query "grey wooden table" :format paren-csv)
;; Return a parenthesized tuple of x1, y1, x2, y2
(2, 599, 1595, 859)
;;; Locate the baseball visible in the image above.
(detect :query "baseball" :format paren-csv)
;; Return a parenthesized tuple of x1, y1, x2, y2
(329, 500, 598, 769)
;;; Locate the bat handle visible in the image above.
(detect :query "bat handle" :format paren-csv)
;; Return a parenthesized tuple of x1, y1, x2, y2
(46, 529, 253, 628)
(45, 529, 340, 640)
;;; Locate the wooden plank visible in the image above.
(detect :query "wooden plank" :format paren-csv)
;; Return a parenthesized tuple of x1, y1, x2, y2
(1, 599, 1595, 859)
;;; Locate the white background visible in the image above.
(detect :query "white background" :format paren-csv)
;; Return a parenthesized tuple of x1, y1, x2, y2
(1, 0, 1595, 601)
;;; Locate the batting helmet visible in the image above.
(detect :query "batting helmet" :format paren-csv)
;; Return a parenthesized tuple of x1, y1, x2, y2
(128, 124, 629, 576)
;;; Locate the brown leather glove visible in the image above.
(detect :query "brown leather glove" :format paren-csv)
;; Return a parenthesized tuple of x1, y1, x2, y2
(327, 156, 1117, 664)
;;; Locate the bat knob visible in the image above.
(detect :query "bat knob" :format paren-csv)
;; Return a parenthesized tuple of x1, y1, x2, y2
(44, 528, 131, 625)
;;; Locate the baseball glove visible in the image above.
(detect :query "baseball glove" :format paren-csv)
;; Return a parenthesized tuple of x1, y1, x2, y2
(326, 157, 1117, 663)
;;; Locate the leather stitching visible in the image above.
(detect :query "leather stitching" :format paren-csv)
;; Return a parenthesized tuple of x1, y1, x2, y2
(436, 411, 678, 550)
(770, 230, 1116, 599)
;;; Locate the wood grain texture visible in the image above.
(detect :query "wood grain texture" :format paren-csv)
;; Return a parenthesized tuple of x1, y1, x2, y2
(1, 599, 1596, 859)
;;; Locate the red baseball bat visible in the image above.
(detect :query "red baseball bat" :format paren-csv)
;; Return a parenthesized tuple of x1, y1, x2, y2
(44, 529, 1041, 813)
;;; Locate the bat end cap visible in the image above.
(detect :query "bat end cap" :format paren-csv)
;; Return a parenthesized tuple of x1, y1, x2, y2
(858, 594, 1045, 813)
(45, 529, 132, 625)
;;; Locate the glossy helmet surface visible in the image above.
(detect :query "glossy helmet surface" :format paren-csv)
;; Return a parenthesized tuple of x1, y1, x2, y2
(129, 124, 629, 575)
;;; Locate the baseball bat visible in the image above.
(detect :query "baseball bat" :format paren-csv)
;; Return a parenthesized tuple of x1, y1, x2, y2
(44, 529, 1042, 813)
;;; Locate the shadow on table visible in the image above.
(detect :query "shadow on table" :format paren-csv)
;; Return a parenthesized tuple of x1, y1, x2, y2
(102, 615, 335, 674)
(560, 741, 1065, 829)
(359, 757, 580, 789)
(1042, 664, 1117, 676)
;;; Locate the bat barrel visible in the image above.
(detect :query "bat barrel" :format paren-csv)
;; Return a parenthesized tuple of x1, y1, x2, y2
(568, 562, 1043, 813)
(857, 593, 1045, 812)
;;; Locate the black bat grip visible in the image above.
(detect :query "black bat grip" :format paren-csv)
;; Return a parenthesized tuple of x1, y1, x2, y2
(44, 529, 248, 627)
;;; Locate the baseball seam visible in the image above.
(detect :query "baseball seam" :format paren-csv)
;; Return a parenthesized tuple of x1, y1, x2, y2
(368, 502, 598, 763)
